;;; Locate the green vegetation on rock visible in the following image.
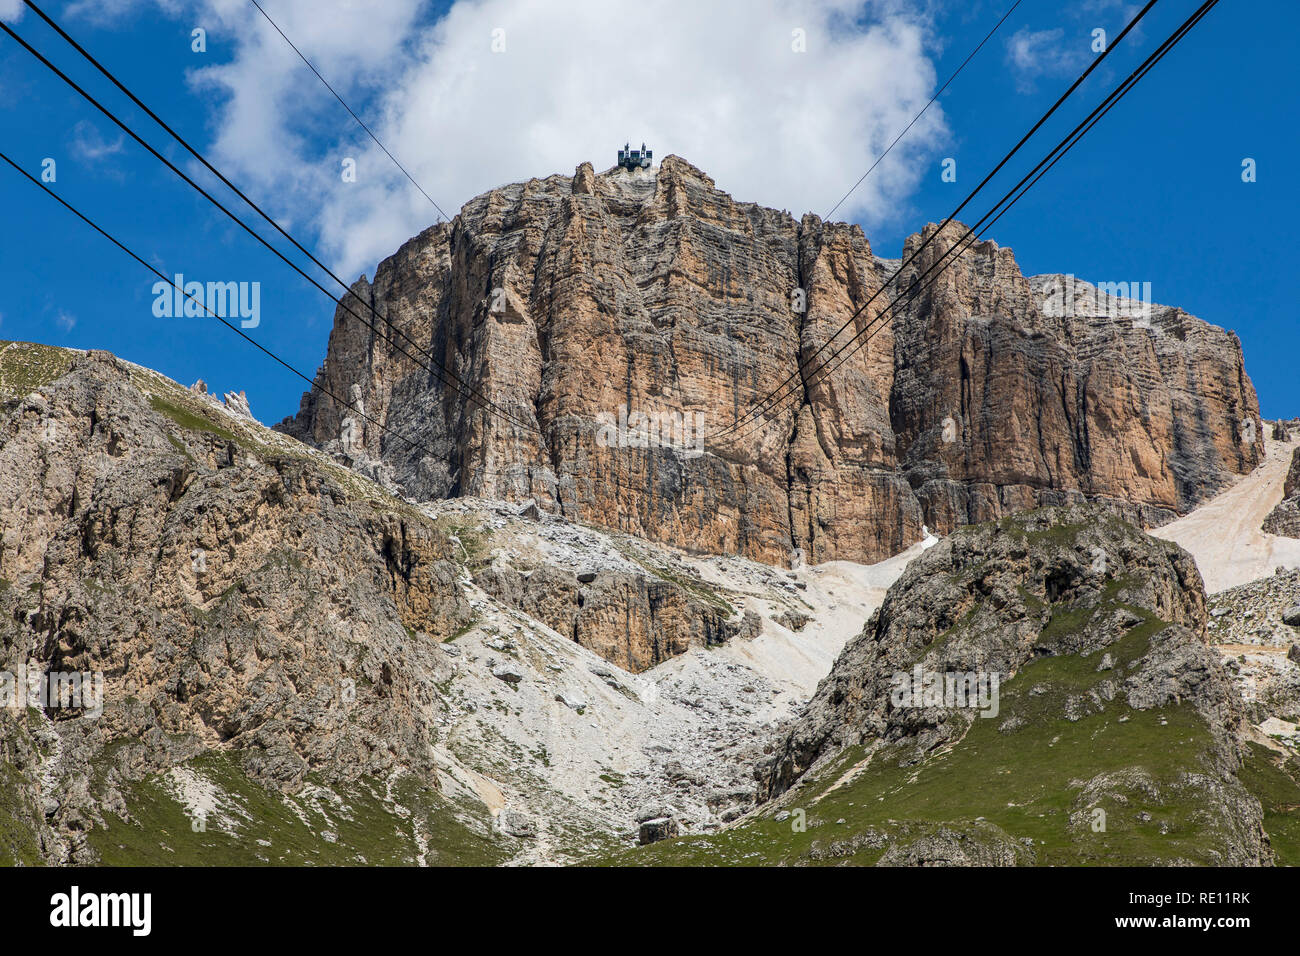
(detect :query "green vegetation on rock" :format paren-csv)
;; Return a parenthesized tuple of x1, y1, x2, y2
(87, 753, 508, 867)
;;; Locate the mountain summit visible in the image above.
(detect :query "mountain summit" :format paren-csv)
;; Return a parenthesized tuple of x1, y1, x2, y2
(280, 157, 1261, 567)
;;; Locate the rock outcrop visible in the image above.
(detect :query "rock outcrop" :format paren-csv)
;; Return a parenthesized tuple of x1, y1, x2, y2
(0, 350, 478, 864)
(754, 505, 1269, 865)
(1, 344, 1292, 868)
(1207, 566, 1300, 647)
(1263, 447, 1300, 538)
(279, 157, 1262, 566)
(473, 564, 739, 673)
(1206, 567, 1300, 735)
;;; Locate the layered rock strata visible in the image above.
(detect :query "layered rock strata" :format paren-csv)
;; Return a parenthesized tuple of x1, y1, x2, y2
(280, 158, 1263, 566)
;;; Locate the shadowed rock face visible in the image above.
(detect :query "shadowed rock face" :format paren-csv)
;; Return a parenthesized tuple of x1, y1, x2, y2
(279, 157, 1263, 566)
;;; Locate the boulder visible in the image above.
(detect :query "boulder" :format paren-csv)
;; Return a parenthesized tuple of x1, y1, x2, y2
(638, 817, 678, 845)
(499, 811, 537, 839)
(492, 662, 524, 684)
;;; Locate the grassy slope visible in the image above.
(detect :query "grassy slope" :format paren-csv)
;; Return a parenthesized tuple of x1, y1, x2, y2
(1237, 743, 1300, 866)
(612, 590, 1299, 866)
(0, 340, 75, 411)
(87, 753, 509, 867)
(0, 762, 46, 866)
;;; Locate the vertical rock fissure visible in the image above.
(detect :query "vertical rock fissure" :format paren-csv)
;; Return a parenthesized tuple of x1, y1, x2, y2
(786, 220, 816, 557)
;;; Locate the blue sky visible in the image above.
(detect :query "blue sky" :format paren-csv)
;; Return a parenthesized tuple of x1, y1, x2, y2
(0, 0, 1295, 424)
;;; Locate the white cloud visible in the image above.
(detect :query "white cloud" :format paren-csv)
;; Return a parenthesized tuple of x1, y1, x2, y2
(55, 310, 76, 332)
(69, 119, 126, 162)
(0, 0, 22, 22)
(85, 1, 948, 280)
(1004, 26, 1086, 92)
(1004, 2, 1142, 94)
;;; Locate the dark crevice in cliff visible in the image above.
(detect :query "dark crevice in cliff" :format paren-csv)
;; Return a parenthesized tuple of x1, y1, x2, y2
(959, 353, 972, 442)
(1035, 364, 1056, 489)
(784, 220, 817, 558)
(521, 217, 566, 514)
(1070, 375, 1091, 479)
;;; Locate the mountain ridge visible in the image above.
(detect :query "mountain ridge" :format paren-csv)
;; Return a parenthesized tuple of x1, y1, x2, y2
(2, 341, 1297, 867)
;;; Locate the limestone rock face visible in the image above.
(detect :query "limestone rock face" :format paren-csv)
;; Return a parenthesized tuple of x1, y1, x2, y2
(0, 352, 471, 863)
(760, 506, 1214, 790)
(280, 158, 1262, 566)
(894, 252, 1262, 534)
(473, 563, 734, 673)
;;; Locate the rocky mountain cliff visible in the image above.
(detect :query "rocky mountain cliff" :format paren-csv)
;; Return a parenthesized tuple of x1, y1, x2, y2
(0, 347, 479, 863)
(761, 507, 1225, 791)
(280, 156, 1262, 566)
